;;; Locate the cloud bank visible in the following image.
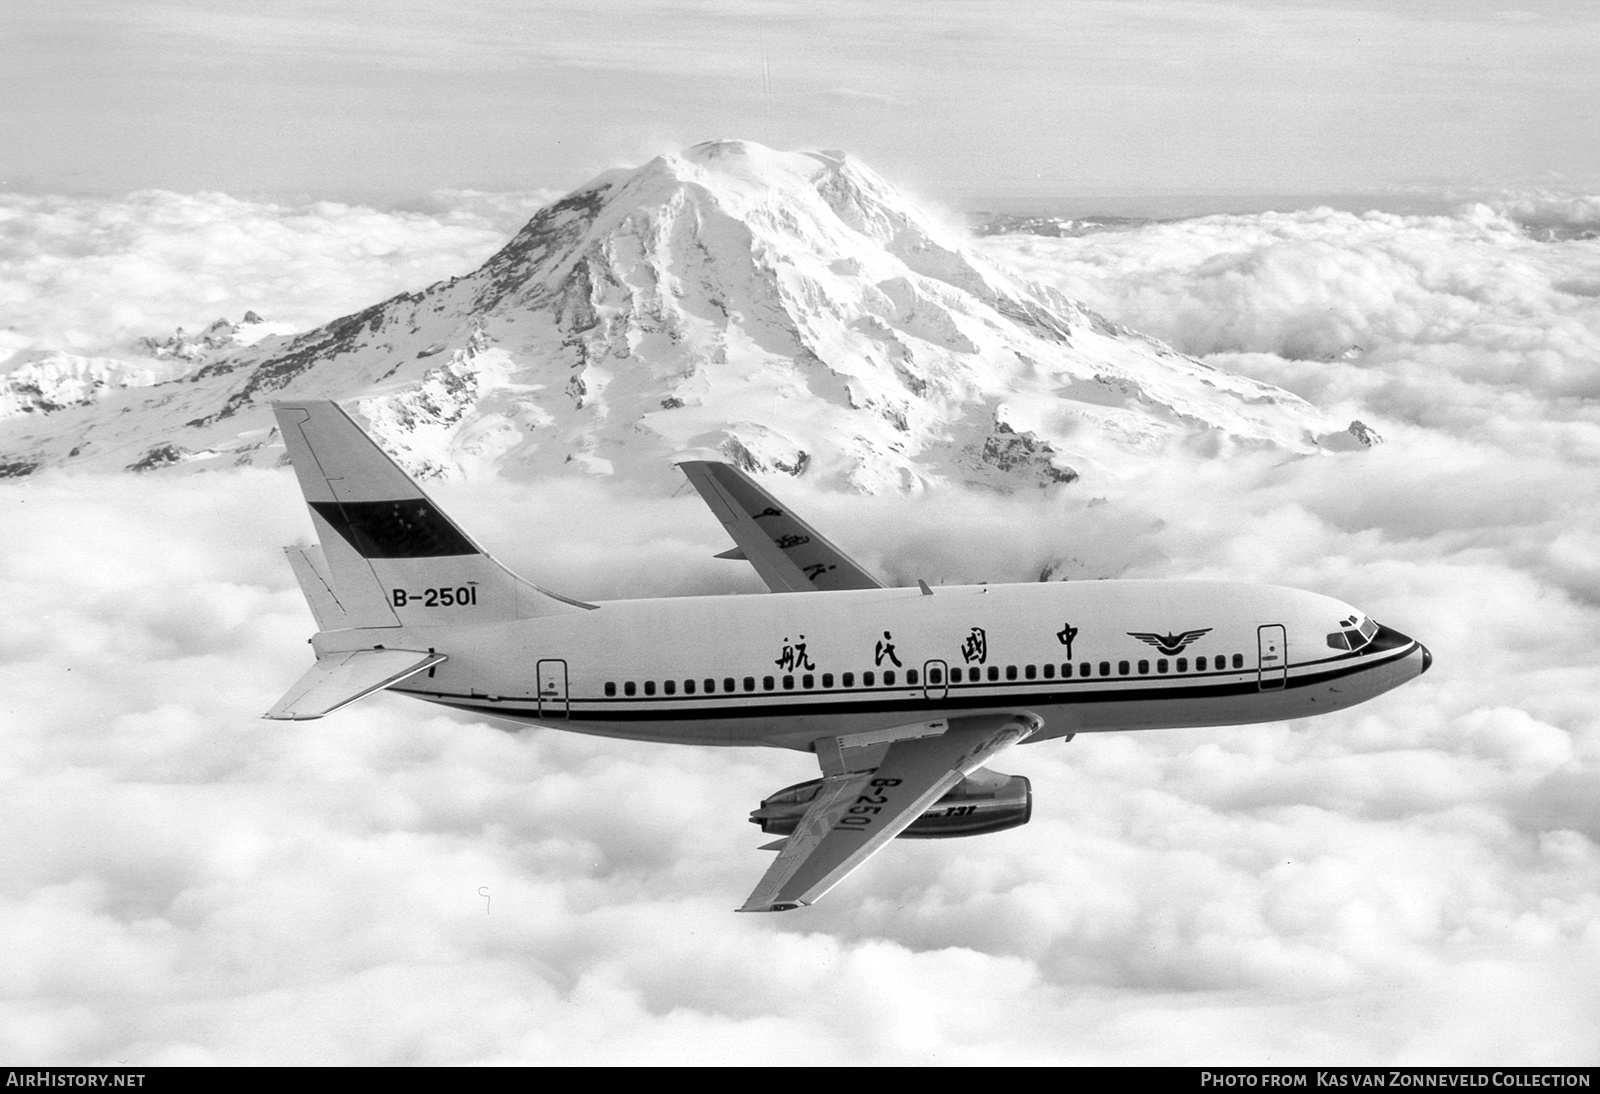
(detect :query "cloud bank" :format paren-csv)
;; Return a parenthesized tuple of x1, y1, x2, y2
(2, 191, 1597, 1064)
(0, 189, 556, 361)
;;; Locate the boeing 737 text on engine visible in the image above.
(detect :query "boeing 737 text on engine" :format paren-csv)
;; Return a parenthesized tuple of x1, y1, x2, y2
(266, 401, 1431, 911)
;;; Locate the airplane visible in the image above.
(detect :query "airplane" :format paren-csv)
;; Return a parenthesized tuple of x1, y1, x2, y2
(266, 400, 1432, 912)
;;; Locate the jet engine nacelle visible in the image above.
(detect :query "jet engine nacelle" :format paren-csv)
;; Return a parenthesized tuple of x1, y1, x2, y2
(751, 767, 1032, 839)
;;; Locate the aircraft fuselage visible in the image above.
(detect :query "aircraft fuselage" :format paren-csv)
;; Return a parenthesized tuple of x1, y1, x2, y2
(323, 578, 1428, 750)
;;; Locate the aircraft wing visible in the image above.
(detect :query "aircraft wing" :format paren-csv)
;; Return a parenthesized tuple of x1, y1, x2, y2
(677, 460, 884, 592)
(264, 648, 446, 720)
(740, 712, 1040, 912)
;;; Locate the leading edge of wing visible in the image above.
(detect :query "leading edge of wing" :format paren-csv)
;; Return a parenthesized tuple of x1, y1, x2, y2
(676, 460, 884, 593)
(739, 712, 1041, 912)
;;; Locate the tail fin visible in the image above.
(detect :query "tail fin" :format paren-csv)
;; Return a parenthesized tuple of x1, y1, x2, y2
(273, 400, 590, 630)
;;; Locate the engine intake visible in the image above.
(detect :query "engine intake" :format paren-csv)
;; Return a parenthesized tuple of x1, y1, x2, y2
(751, 767, 1032, 839)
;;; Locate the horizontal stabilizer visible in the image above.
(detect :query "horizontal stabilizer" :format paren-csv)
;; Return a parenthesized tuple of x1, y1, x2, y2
(264, 648, 446, 721)
(284, 545, 350, 630)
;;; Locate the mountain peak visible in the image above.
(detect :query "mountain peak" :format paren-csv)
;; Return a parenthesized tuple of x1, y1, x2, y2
(0, 143, 1334, 490)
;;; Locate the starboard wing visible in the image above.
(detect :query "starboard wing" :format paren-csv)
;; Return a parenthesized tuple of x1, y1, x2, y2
(677, 460, 884, 593)
(740, 712, 1040, 912)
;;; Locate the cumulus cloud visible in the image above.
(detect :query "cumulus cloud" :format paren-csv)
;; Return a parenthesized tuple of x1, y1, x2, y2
(0, 189, 555, 361)
(976, 201, 1600, 427)
(3, 189, 1599, 1063)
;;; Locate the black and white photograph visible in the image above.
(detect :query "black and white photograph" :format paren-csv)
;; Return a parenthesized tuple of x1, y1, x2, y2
(1, 1, 1596, 1067)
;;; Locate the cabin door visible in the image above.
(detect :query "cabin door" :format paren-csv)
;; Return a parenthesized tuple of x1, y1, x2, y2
(1257, 625, 1287, 691)
(536, 658, 570, 718)
(922, 659, 949, 701)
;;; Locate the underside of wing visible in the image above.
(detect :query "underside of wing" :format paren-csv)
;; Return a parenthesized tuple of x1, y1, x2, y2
(677, 460, 884, 592)
(264, 648, 446, 720)
(740, 712, 1041, 912)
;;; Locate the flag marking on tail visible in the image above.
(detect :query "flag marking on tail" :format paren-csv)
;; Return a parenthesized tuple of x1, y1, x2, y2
(308, 500, 478, 558)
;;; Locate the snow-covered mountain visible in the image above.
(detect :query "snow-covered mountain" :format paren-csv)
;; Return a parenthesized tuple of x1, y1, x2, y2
(0, 141, 1341, 489)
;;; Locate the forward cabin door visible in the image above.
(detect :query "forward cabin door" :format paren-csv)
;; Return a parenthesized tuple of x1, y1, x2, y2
(536, 658, 570, 718)
(1257, 625, 1287, 690)
(922, 659, 949, 702)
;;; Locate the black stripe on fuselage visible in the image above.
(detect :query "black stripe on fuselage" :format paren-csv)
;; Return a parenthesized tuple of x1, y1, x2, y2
(403, 640, 1419, 724)
(310, 499, 477, 558)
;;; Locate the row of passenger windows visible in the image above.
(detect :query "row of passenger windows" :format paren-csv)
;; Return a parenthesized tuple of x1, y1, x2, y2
(603, 653, 1249, 697)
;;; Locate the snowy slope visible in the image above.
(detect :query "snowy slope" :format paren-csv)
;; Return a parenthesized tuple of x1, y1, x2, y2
(0, 141, 1337, 490)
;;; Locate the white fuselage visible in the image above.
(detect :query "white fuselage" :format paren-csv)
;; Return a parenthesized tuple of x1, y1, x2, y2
(319, 579, 1429, 751)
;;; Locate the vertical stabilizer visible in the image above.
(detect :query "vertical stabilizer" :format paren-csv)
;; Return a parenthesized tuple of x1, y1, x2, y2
(273, 400, 589, 629)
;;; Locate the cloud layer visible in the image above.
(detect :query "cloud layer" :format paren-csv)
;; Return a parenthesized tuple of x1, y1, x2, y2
(0, 189, 555, 360)
(2, 192, 1598, 1063)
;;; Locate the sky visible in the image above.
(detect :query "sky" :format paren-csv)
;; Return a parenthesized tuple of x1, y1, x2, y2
(2, 0, 1599, 1069)
(3, 1, 1600, 210)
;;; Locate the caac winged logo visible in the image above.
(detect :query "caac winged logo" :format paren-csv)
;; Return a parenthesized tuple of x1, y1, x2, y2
(1127, 628, 1213, 656)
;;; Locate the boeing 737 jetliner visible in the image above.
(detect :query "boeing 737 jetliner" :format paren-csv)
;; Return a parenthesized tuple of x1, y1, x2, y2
(267, 401, 1431, 911)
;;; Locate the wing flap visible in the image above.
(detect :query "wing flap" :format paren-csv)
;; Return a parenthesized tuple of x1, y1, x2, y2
(677, 461, 884, 592)
(264, 648, 446, 721)
(739, 712, 1040, 912)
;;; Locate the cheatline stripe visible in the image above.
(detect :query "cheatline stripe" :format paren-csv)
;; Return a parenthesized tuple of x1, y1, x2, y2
(400, 641, 1419, 723)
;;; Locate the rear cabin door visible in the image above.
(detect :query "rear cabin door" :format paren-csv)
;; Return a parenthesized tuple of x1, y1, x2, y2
(536, 658, 569, 718)
(1257, 625, 1287, 690)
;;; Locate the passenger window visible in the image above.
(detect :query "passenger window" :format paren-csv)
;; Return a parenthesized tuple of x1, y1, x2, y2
(1137, 660, 1149, 675)
(684, 679, 695, 694)
(1232, 654, 1244, 669)
(663, 680, 676, 695)
(704, 678, 715, 693)
(983, 666, 996, 682)
(822, 673, 833, 688)
(1099, 662, 1110, 676)
(722, 677, 734, 692)
(864, 671, 875, 686)
(624, 681, 636, 696)
(884, 670, 896, 686)
(1043, 664, 1054, 679)
(802, 674, 814, 689)
(644, 681, 656, 696)
(929, 668, 943, 684)
(743, 677, 755, 692)
(843, 672, 854, 687)
(1157, 659, 1168, 674)
(1176, 658, 1187, 673)
(906, 669, 918, 685)
(1005, 665, 1017, 681)
(950, 667, 962, 683)
(1118, 661, 1129, 676)
(1080, 663, 1090, 677)
(763, 676, 775, 691)
(1195, 656, 1207, 671)
(1024, 664, 1036, 680)
(1061, 663, 1072, 678)
(782, 674, 794, 689)
(604, 682, 616, 697)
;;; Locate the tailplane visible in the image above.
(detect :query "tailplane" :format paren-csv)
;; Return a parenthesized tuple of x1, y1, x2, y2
(272, 400, 590, 631)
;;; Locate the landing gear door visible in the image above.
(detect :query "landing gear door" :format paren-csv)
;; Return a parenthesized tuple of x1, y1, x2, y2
(1257, 625, 1287, 691)
(536, 658, 569, 718)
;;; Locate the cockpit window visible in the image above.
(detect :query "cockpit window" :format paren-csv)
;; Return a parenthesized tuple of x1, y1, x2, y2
(1327, 614, 1379, 652)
